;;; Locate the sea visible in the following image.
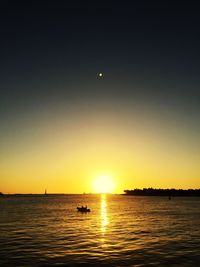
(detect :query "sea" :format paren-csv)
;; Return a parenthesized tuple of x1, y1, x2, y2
(0, 194, 200, 266)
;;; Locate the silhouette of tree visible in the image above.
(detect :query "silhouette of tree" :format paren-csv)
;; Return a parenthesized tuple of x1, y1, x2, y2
(124, 188, 200, 196)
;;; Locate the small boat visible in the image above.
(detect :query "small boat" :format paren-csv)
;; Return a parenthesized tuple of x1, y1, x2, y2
(77, 206, 91, 212)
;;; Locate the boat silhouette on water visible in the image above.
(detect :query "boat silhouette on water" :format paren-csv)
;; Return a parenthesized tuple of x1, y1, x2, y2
(77, 206, 91, 212)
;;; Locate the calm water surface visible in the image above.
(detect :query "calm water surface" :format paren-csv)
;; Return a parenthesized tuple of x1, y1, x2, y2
(0, 194, 200, 266)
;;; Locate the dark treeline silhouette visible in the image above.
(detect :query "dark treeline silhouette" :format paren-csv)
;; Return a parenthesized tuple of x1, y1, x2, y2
(124, 188, 200, 196)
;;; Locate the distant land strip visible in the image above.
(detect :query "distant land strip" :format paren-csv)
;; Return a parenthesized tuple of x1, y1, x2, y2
(124, 188, 200, 197)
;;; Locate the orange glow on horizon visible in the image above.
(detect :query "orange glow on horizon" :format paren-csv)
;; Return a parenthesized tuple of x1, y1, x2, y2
(0, 103, 199, 194)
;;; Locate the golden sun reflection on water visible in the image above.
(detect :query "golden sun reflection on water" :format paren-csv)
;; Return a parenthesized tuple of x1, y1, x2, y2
(100, 194, 109, 245)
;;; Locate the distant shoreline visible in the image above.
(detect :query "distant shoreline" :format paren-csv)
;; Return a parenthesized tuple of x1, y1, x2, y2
(1, 189, 200, 197)
(0, 193, 76, 196)
(124, 188, 200, 197)
(0, 193, 115, 196)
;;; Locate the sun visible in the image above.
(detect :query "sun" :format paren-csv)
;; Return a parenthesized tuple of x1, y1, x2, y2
(92, 175, 116, 194)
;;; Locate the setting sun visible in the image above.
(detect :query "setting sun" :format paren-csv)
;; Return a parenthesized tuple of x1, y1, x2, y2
(92, 175, 116, 194)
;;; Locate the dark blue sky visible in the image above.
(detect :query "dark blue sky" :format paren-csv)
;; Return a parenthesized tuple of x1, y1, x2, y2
(1, 1, 200, 110)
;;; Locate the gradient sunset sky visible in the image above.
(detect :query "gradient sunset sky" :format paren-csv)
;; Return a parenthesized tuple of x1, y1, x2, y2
(0, 1, 200, 193)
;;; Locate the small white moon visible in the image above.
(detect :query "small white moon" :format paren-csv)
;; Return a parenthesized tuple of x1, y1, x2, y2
(99, 73, 103, 77)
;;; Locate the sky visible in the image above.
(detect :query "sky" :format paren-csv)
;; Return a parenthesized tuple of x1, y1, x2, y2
(0, 1, 200, 193)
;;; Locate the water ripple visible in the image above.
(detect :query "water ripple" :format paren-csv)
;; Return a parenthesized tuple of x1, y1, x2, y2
(0, 195, 200, 266)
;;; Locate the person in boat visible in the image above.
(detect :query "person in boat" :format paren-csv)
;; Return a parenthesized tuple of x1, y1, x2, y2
(77, 206, 90, 212)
